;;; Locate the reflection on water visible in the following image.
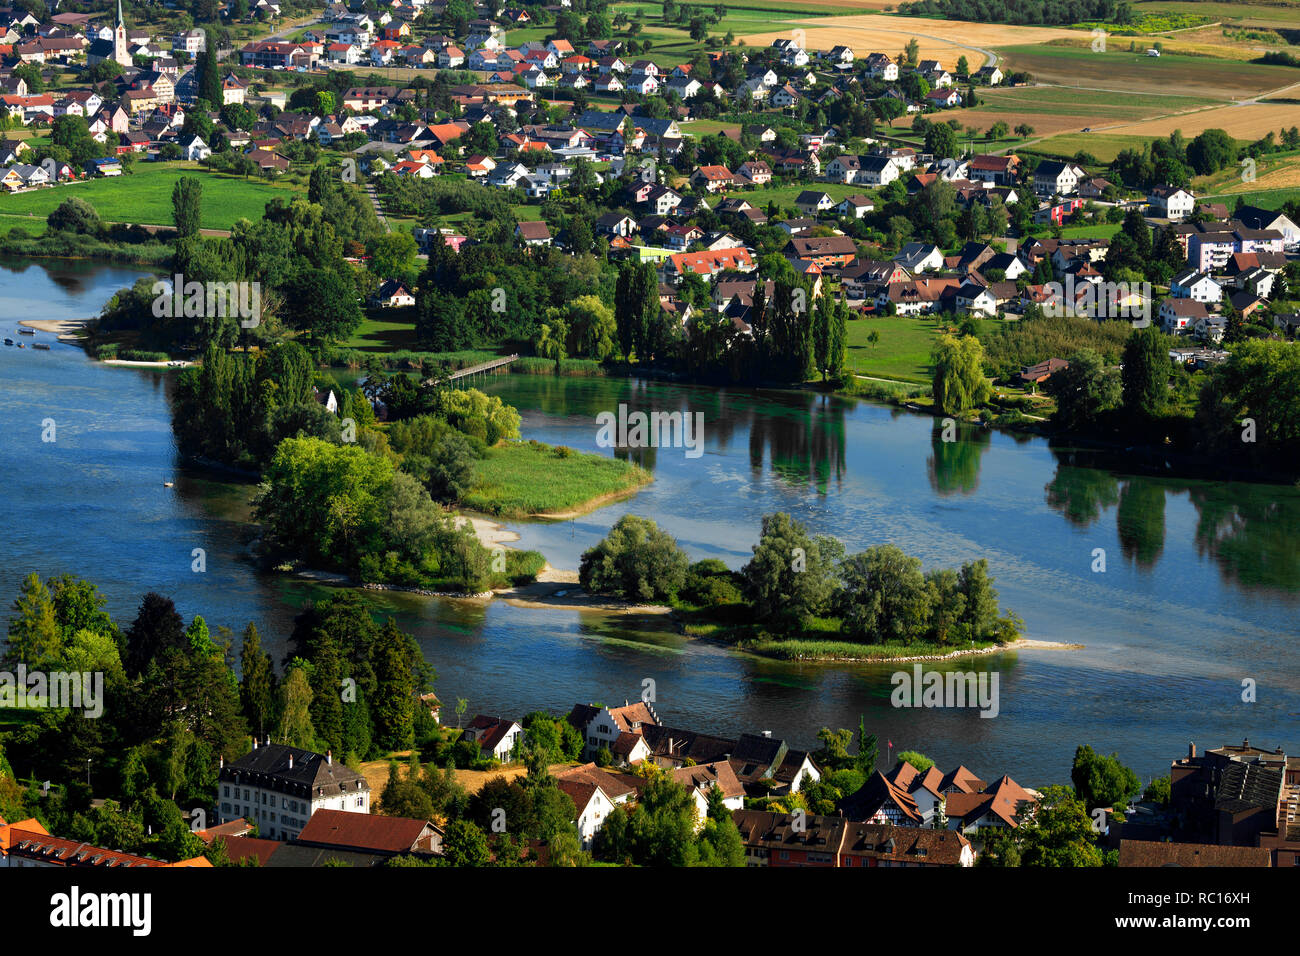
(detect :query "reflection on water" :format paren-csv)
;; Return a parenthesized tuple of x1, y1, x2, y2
(4, 281, 1300, 780)
(928, 423, 992, 496)
(1044, 447, 1300, 592)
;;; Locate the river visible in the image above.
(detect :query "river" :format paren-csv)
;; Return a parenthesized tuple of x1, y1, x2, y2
(1, 257, 1297, 785)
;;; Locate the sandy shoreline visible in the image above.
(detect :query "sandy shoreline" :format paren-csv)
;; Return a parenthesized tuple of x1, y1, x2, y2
(16, 318, 92, 340)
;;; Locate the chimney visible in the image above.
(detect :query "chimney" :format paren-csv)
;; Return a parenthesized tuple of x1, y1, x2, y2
(219, 755, 224, 770)
(288, 753, 294, 769)
(327, 750, 332, 765)
(1189, 741, 1196, 759)
(762, 730, 772, 738)
(265, 733, 271, 746)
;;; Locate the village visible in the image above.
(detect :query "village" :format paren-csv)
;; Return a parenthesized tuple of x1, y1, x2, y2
(3, 688, 1297, 868)
(0, 0, 1297, 390)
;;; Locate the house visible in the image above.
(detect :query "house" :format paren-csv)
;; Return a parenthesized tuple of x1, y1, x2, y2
(976, 64, 1003, 84)
(785, 235, 858, 270)
(769, 83, 802, 108)
(943, 774, 1039, 836)
(596, 212, 637, 237)
(864, 53, 898, 81)
(733, 810, 975, 867)
(246, 147, 290, 173)
(665, 248, 755, 283)
(837, 194, 874, 219)
(1233, 204, 1300, 247)
(217, 742, 370, 841)
(925, 88, 961, 108)
(295, 808, 442, 858)
(1149, 185, 1195, 220)
(824, 153, 864, 184)
(1, 818, 211, 868)
(1015, 357, 1069, 386)
(464, 715, 524, 761)
(370, 279, 415, 308)
(566, 701, 661, 760)
(1159, 297, 1211, 333)
(671, 762, 746, 826)
(180, 134, 210, 161)
(515, 221, 553, 246)
(1077, 177, 1114, 200)
(1033, 160, 1085, 197)
(690, 164, 733, 193)
(858, 155, 899, 186)
(969, 153, 1020, 187)
(736, 160, 772, 185)
(895, 242, 945, 273)
(1170, 268, 1222, 303)
(794, 190, 835, 215)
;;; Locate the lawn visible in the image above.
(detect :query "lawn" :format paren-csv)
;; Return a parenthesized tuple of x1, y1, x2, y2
(464, 440, 652, 518)
(0, 162, 303, 231)
(844, 313, 945, 383)
(343, 312, 420, 352)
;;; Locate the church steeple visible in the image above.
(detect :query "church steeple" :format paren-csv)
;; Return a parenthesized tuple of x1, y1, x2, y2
(113, 0, 130, 67)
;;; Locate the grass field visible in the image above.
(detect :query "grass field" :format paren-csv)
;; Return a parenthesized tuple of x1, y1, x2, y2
(0, 162, 302, 231)
(1026, 131, 1159, 162)
(844, 313, 944, 383)
(463, 440, 652, 518)
(343, 312, 420, 352)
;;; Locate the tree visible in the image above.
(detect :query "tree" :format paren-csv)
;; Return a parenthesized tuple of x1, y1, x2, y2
(5, 572, 61, 666)
(1047, 350, 1119, 431)
(368, 231, 418, 281)
(1072, 745, 1142, 811)
(172, 176, 203, 239)
(48, 198, 102, 237)
(442, 819, 491, 866)
(742, 512, 843, 628)
(924, 121, 959, 160)
(277, 663, 316, 748)
(835, 545, 933, 645)
(896, 750, 934, 772)
(579, 514, 690, 602)
(931, 334, 990, 415)
(1014, 785, 1105, 867)
(1120, 326, 1171, 418)
(239, 623, 276, 740)
(615, 259, 659, 362)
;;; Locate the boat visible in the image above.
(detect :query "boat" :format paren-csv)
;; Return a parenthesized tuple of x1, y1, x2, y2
(3, 338, 12, 346)
(17, 328, 34, 335)
(163, 481, 174, 488)
(32, 343, 50, 350)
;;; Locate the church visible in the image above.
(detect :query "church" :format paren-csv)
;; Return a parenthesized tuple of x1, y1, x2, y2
(87, 0, 133, 69)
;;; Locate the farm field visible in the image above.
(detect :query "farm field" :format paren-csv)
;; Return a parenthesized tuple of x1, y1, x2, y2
(0, 163, 302, 231)
(1137, 0, 1300, 27)
(1103, 98, 1300, 139)
(997, 44, 1300, 99)
(975, 85, 1213, 119)
(739, 14, 1081, 70)
(1025, 132, 1160, 162)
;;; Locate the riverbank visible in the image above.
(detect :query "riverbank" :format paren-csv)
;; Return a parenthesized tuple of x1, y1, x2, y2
(17, 318, 92, 340)
(737, 636, 1083, 664)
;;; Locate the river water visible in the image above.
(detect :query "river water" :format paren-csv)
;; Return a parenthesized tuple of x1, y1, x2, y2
(1, 257, 1297, 785)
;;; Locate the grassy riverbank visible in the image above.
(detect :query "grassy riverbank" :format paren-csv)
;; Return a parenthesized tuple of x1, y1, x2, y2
(463, 439, 652, 518)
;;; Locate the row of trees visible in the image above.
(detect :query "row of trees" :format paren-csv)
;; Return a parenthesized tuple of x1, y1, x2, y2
(580, 512, 1023, 645)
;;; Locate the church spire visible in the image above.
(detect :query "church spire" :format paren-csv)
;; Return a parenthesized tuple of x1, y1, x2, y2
(117, 0, 124, 28)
